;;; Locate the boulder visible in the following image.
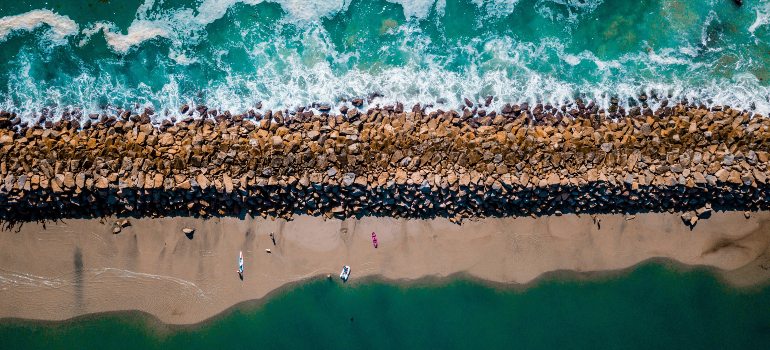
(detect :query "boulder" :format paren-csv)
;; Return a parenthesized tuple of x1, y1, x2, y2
(459, 174, 471, 186)
(197, 174, 209, 190)
(96, 176, 110, 189)
(343, 173, 356, 186)
(395, 169, 408, 185)
(446, 172, 458, 185)
(271, 136, 283, 147)
(727, 170, 742, 184)
(546, 173, 560, 186)
(223, 174, 234, 193)
(640, 123, 651, 136)
(159, 133, 175, 146)
(695, 204, 711, 217)
(75, 173, 86, 188)
(715, 169, 729, 182)
(722, 153, 734, 166)
(0, 135, 13, 145)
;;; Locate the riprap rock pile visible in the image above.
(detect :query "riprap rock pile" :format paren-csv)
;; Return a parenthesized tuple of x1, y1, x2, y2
(0, 101, 767, 223)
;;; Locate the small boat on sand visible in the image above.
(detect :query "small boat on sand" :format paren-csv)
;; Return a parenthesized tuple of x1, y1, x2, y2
(372, 232, 378, 248)
(238, 251, 243, 274)
(340, 266, 350, 281)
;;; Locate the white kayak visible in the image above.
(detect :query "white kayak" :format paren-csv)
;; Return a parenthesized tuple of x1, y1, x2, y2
(340, 266, 350, 281)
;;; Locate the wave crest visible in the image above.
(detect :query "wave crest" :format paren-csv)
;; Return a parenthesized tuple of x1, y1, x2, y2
(0, 9, 78, 46)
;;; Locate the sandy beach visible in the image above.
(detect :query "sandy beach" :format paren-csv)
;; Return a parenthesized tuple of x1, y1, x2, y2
(1, 211, 769, 325)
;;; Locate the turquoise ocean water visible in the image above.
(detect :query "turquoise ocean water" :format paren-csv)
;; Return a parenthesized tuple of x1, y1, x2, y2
(2, 2, 770, 347)
(1, 0, 769, 121)
(1, 262, 769, 349)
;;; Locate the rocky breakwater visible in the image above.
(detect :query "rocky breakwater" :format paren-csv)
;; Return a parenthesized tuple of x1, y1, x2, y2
(0, 102, 768, 225)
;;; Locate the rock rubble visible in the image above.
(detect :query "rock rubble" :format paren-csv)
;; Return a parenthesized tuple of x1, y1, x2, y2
(0, 101, 768, 224)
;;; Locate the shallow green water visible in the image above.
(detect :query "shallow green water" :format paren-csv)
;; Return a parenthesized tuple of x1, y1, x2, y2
(1, 0, 769, 119)
(1, 262, 769, 349)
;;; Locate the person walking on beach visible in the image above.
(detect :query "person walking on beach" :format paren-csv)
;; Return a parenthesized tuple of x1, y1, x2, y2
(270, 231, 275, 245)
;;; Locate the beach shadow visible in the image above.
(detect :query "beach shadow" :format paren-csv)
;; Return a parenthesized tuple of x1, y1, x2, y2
(74, 247, 84, 312)
(185, 231, 194, 240)
(239, 273, 243, 281)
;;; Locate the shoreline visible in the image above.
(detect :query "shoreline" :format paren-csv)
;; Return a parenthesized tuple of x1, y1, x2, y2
(1, 211, 769, 325)
(1, 259, 763, 329)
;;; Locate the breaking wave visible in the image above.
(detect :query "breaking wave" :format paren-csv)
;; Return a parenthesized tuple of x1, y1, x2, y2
(0, 0, 769, 122)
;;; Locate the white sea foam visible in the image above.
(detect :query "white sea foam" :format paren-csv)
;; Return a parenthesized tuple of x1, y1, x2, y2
(81, 21, 170, 53)
(646, 48, 697, 67)
(5, 16, 770, 125)
(1, 0, 768, 123)
(92, 268, 207, 298)
(749, 2, 770, 34)
(470, 0, 520, 17)
(387, 0, 443, 19)
(86, 0, 605, 54)
(169, 49, 199, 65)
(103, 21, 171, 54)
(91, 0, 353, 54)
(534, 0, 604, 24)
(0, 0, 609, 56)
(78, 22, 109, 47)
(0, 9, 78, 46)
(159, 28, 770, 119)
(0, 270, 70, 289)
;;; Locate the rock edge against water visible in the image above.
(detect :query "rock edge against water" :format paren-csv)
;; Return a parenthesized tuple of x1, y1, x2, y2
(0, 101, 768, 224)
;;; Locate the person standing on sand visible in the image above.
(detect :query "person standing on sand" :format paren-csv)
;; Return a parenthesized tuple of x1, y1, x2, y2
(270, 232, 275, 245)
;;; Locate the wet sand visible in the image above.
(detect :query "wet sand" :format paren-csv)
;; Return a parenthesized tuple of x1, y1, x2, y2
(1, 211, 769, 325)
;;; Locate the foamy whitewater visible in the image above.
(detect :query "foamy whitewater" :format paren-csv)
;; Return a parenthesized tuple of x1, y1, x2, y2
(0, 0, 768, 122)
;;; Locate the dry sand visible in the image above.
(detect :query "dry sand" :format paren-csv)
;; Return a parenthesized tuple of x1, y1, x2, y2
(1, 211, 769, 325)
